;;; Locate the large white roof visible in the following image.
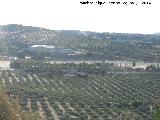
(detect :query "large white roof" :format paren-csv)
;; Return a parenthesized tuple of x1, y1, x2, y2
(31, 45, 54, 49)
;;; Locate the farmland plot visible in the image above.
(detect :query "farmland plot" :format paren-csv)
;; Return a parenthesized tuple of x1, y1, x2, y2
(0, 70, 160, 119)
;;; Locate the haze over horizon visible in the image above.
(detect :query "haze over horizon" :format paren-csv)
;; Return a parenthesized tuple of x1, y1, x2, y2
(0, 0, 159, 34)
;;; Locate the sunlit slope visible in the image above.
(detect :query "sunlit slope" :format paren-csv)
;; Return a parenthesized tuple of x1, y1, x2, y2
(1, 24, 160, 61)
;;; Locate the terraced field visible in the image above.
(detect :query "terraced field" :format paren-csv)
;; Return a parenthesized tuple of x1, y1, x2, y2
(0, 70, 160, 120)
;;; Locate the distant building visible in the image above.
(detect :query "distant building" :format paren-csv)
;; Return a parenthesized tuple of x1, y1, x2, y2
(25, 56, 31, 59)
(0, 56, 8, 61)
(28, 45, 74, 55)
(9, 57, 18, 61)
(76, 72, 88, 78)
(31, 45, 55, 49)
(69, 115, 78, 120)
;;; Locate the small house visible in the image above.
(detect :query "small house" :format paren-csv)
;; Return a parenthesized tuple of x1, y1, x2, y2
(76, 72, 88, 78)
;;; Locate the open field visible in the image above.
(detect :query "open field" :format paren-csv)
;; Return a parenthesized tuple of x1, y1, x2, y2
(0, 61, 10, 70)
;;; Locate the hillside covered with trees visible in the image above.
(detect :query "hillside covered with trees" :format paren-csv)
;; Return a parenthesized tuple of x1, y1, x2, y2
(1, 24, 160, 61)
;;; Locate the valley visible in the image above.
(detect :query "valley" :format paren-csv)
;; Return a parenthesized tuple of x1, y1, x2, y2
(0, 24, 160, 120)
